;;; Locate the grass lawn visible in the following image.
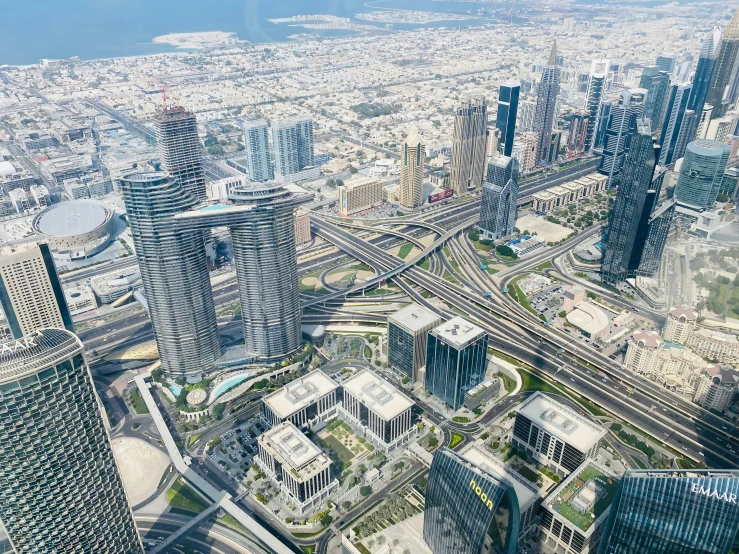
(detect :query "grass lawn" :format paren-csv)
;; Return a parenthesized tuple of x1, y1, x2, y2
(300, 547, 317, 554)
(364, 287, 393, 296)
(218, 514, 249, 535)
(166, 479, 208, 513)
(364, 346, 372, 358)
(551, 465, 619, 532)
(470, 238, 493, 253)
(130, 388, 149, 415)
(508, 277, 538, 317)
(533, 260, 554, 272)
(500, 373, 516, 392)
(416, 257, 431, 270)
(398, 243, 414, 259)
(486, 266, 499, 275)
(448, 433, 465, 449)
(349, 338, 363, 357)
(520, 369, 564, 395)
(452, 416, 470, 423)
(299, 268, 325, 292)
(323, 435, 355, 464)
(632, 456, 648, 469)
(443, 271, 460, 285)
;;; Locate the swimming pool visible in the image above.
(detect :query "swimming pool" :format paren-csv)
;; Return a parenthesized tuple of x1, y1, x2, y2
(212, 373, 253, 399)
(169, 384, 182, 397)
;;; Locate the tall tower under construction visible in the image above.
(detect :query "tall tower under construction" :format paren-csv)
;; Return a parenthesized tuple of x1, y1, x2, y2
(155, 106, 207, 201)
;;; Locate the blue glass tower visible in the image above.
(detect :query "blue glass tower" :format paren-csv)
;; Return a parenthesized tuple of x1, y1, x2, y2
(425, 317, 489, 410)
(496, 83, 519, 157)
(599, 470, 739, 554)
(424, 448, 519, 554)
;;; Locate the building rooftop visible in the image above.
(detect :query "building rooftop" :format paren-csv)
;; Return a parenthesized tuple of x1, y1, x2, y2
(431, 316, 486, 349)
(632, 330, 663, 349)
(566, 303, 610, 336)
(670, 306, 697, 321)
(259, 421, 330, 482)
(34, 199, 110, 238)
(342, 369, 414, 422)
(0, 329, 82, 383)
(543, 460, 619, 535)
(263, 370, 339, 420)
(461, 444, 540, 511)
(341, 174, 380, 190)
(388, 303, 441, 333)
(466, 378, 498, 398)
(517, 392, 606, 452)
(704, 364, 739, 386)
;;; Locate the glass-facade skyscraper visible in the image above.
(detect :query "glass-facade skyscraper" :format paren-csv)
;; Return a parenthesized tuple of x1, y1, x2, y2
(585, 59, 609, 152)
(425, 316, 489, 410)
(243, 119, 273, 182)
(658, 82, 692, 166)
(639, 67, 670, 133)
(424, 448, 519, 554)
(479, 155, 519, 240)
(451, 97, 488, 195)
(599, 470, 739, 554)
(706, 9, 739, 119)
(533, 42, 561, 166)
(598, 88, 645, 188)
(602, 119, 658, 284)
(495, 83, 519, 157)
(675, 140, 731, 210)
(271, 116, 315, 178)
(688, 29, 722, 135)
(0, 329, 143, 553)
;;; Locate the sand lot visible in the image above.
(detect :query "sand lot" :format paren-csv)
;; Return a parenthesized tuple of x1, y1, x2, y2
(112, 437, 170, 506)
(516, 214, 574, 242)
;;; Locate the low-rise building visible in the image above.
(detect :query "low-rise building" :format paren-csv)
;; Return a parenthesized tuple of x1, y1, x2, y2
(539, 460, 619, 554)
(338, 175, 384, 216)
(387, 303, 442, 383)
(512, 392, 607, 477)
(663, 306, 697, 344)
(340, 369, 415, 453)
(566, 302, 610, 339)
(29, 184, 50, 208)
(463, 377, 501, 410)
(255, 421, 338, 514)
(64, 178, 91, 200)
(263, 371, 340, 428)
(90, 268, 141, 304)
(295, 209, 311, 245)
(8, 188, 31, 213)
(563, 285, 586, 312)
(694, 365, 739, 413)
(686, 328, 739, 363)
(532, 173, 607, 214)
(206, 175, 246, 201)
(64, 285, 97, 315)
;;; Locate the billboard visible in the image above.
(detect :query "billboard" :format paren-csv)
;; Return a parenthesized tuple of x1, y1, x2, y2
(429, 189, 453, 204)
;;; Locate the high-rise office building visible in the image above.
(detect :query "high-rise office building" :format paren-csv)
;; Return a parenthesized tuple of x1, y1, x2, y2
(687, 28, 722, 138)
(585, 59, 609, 151)
(568, 111, 589, 154)
(602, 120, 658, 284)
(425, 316, 488, 410)
(243, 119, 273, 182)
(119, 172, 220, 380)
(154, 105, 207, 201)
(0, 242, 73, 339)
(706, 8, 739, 119)
(533, 42, 561, 166)
(636, 197, 676, 277)
(655, 54, 676, 74)
(598, 88, 646, 187)
(399, 127, 424, 208)
(479, 155, 519, 240)
(594, 101, 612, 150)
(451, 97, 488, 195)
(496, 83, 520, 157)
(424, 448, 520, 554)
(272, 116, 314, 178)
(517, 98, 538, 133)
(387, 303, 442, 383)
(675, 139, 731, 209)
(696, 104, 714, 139)
(639, 66, 670, 133)
(598, 470, 739, 554)
(0, 328, 143, 553)
(119, 172, 310, 380)
(658, 82, 692, 166)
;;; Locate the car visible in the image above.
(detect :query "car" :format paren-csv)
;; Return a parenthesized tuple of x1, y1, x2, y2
(570, 378, 575, 382)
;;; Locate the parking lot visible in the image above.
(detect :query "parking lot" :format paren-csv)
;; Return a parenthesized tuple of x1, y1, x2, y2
(208, 416, 263, 483)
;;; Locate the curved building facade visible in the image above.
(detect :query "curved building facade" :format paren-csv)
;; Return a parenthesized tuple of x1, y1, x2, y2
(0, 329, 142, 553)
(599, 469, 739, 554)
(32, 199, 114, 260)
(424, 448, 519, 554)
(675, 140, 730, 210)
(118, 172, 220, 380)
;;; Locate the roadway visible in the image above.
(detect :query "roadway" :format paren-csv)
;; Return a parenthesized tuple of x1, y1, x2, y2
(310, 217, 739, 468)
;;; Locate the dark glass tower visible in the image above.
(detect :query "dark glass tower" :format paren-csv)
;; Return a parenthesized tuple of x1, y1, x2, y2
(496, 83, 519, 157)
(451, 97, 488, 195)
(0, 329, 143, 553)
(598, 89, 646, 187)
(599, 470, 739, 554)
(658, 83, 692, 166)
(533, 42, 561, 166)
(585, 60, 609, 152)
(602, 120, 658, 284)
(706, 9, 739, 119)
(639, 67, 670, 133)
(480, 155, 519, 240)
(425, 316, 488, 410)
(688, 29, 722, 132)
(424, 448, 519, 554)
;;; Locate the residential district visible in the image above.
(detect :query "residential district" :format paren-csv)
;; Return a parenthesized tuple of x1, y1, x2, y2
(2, 1, 739, 554)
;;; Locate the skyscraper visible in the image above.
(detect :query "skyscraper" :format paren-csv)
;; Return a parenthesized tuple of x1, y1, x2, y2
(154, 105, 207, 201)
(655, 54, 676, 74)
(0, 242, 73, 339)
(568, 111, 589, 154)
(598, 470, 739, 554)
(480, 155, 519, 240)
(639, 66, 670, 133)
(706, 8, 739, 119)
(451, 97, 488, 195)
(517, 98, 538, 133)
(533, 42, 561, 166)
(272, 116, 315, 179)
(598, 88, 646, 187)
(425, 316, 488, 410)
(0, 328, 143, 553)
(243, 119, 273, 182)
(658, 82, 692, 166)
(687, 28, 722, 137)
(585, 59, 609, 151)
(387, 303, 441, 383)
(594, 101, 612, 150)
(399, 127, 424, 208)
(675, 140, 731, 209)
(496, 83, 520, 157)
(424, 448, 520, 554)
(119, 172, 220, 380)
(637, 198, 676, 277)
(602, 119, 658, 284)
